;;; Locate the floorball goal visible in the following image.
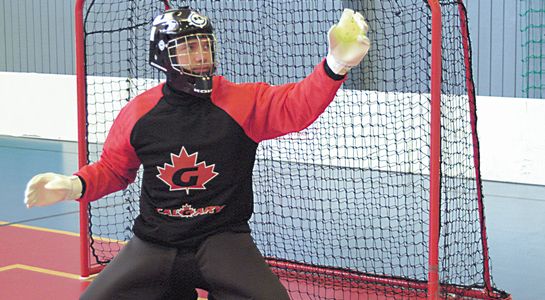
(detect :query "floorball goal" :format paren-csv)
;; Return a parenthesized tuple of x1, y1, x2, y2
(75, 0, 510, 298)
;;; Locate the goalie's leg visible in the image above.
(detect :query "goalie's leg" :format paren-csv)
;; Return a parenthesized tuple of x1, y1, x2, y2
(80, 236, 199, 300)
(196, 231, 290, 300)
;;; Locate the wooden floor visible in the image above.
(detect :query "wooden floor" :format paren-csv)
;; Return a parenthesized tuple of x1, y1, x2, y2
(0, 222, 90, 300)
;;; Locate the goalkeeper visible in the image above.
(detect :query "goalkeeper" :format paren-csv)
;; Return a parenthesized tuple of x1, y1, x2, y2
(24, 6, 370, 300)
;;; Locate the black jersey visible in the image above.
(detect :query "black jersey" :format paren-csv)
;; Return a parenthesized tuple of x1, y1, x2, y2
(76, 60, 345, 248)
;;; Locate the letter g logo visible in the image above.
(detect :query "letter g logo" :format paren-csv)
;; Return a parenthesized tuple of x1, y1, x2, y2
(172, 167, 199, 187)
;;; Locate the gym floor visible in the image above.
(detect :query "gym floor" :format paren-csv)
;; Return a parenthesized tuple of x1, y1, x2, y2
(0, 135, 543, 299)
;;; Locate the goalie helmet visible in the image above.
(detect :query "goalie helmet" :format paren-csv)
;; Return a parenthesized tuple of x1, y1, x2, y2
(150, 7, 216, 97)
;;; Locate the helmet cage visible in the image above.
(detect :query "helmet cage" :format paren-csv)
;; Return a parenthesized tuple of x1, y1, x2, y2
(167, 33, 217, 77)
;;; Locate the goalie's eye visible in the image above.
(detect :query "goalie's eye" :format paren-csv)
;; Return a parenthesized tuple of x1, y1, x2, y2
(179, 39, 210, 53)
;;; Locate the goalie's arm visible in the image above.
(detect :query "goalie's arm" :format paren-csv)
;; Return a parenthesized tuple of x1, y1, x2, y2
(75, 87, 164, 202)
(210, 9, 370, 142)
(74, 108, 142, 203)
(25, 86, 164, 207)
(24, 106, 140, 208)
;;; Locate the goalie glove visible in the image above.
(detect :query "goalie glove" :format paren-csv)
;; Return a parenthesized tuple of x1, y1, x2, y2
(326, 9, 371, 75)
(24, 173, 83, 208)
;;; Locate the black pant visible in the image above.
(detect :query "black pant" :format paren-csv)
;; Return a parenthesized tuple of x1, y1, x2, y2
(80, 231, 290, 300)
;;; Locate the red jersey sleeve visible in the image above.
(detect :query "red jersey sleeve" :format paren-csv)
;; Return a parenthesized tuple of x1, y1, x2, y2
(211, 59, 346, 143)
(75, 84, 164, 202)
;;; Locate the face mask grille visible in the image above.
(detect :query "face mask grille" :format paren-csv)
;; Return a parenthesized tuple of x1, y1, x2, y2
(168, 33, 216, 77)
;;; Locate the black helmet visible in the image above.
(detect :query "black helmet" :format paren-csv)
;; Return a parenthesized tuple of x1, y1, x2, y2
(150, 7, 216, 97)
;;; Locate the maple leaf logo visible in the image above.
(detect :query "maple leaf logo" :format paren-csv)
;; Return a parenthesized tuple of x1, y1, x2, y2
(156, 147, 218, 194)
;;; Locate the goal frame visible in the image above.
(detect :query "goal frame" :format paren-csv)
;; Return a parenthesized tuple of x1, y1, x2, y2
(74, 1, 509, 299)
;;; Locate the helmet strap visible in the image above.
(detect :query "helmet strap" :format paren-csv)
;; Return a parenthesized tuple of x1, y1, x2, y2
(194, 76, 213, 94)
(166, 72, 212, 99)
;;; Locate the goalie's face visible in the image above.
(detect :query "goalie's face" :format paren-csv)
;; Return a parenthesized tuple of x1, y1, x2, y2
(169, 34, 215, 76)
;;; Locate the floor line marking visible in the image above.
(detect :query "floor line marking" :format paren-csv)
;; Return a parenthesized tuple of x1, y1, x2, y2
(0, 220, 79, 236)
(0, 220, 127, 243)
(0, 211, 79, 227)
(0, 264, 206, 299)
(0, 265, 18, 272)
(0, 264, 90, 280)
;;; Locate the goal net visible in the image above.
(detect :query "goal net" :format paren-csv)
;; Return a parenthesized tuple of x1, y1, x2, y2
(521, 0, 545, 99)
(75, 0, 510, 298)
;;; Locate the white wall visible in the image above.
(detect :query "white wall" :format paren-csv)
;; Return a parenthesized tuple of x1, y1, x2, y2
(0, 72, 78, 141)
(1, 72, 544, 186)
(478, 96, 545, 186)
